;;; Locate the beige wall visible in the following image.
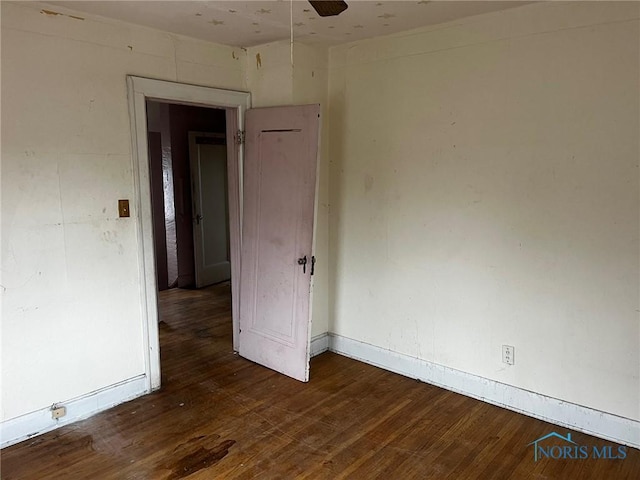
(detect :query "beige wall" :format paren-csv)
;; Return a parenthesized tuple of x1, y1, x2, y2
(1, 2, 245, 421)
(327, 1, 639, 421)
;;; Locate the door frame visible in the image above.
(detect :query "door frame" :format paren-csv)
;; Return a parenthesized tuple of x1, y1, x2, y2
(127, 76, 250, 391)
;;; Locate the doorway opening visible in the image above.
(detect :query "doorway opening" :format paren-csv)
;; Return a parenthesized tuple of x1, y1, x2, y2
(146, 101, 234, 375)
(129, 77, 319, 388)
(127, 76, 250, 392)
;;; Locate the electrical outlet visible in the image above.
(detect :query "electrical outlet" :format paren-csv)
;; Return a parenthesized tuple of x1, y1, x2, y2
(502, 345, 515, 365)
(51, 405, 66, 420)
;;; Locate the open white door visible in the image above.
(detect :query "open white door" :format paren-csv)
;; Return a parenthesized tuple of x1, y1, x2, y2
(189, 132, 232, 288)
(239, 104, 320, 382)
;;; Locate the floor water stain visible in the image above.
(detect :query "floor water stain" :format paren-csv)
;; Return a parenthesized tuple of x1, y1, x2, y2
(167, 439, 236, 479)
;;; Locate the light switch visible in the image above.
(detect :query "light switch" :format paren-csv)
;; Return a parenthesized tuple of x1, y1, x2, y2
(118, 199, 130, 217)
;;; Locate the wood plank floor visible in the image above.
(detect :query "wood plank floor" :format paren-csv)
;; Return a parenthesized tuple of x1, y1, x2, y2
(2, 283, 638, 479)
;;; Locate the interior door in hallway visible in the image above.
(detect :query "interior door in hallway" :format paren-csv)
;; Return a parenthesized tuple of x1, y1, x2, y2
(239, 104, 320, 382)
(189, 132, 231, 288)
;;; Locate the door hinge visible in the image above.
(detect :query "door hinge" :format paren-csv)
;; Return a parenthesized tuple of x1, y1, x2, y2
(235, 130, 245, 145)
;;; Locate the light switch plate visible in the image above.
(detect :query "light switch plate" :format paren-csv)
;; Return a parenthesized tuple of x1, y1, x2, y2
(118, 199, 130, 217)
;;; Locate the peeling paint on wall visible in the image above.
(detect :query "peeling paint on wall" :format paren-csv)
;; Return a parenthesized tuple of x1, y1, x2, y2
(40, 9, 62, 16)
(40, 9, 84, 20)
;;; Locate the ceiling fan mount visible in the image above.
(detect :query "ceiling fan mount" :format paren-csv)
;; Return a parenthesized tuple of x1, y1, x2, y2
(308, 1, 349, 17)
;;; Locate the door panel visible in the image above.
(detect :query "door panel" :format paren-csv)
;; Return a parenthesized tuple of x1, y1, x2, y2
(190, 132, 231, 288)
(239, 104, 320, 382)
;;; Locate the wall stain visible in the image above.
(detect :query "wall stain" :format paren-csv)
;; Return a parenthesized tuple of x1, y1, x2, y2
(256, 53, 262, 69)
(103, 231, 118, 244)
(40, 9, 84, 20)
(165, 439, 236, 479)
(364, 174, 374, 193)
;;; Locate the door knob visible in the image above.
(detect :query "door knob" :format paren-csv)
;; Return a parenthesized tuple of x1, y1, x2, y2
(297, 255, 307, 274)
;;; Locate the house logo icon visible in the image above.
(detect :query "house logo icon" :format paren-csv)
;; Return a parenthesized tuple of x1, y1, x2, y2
(527, 432, 576, 462)
(527, 431, 627, 462)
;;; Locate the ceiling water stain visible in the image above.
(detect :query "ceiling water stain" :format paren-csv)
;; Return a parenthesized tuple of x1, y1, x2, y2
(256, 53, 262, 69)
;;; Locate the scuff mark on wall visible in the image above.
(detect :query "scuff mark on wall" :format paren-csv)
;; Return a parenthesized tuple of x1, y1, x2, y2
(256, 53, 262, 69)
(364, 174, 374, 193)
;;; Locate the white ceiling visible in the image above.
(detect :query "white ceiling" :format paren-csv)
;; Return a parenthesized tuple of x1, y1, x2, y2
(47, 1, 530, 48)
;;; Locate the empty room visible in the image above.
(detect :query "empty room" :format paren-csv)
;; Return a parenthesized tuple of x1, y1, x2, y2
(1, 1, 638, 478)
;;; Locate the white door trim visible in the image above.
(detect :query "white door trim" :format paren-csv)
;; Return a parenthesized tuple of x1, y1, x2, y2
(126, 76, 250, 391)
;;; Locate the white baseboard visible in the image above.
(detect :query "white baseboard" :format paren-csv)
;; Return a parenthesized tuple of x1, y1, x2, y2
(310, 333, 329, 357)
(328, 333, 640, 449)
(4, 338, 637, 450)
(1, 375, 148, 449)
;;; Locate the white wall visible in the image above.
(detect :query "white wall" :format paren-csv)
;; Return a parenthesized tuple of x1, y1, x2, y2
(245, 41, 330, 338)
(1, 2, 246, 422)
(328, 1, 639, 422)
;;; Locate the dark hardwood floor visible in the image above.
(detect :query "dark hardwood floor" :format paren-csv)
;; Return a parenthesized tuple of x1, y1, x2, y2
(2, 283, 638, 479)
